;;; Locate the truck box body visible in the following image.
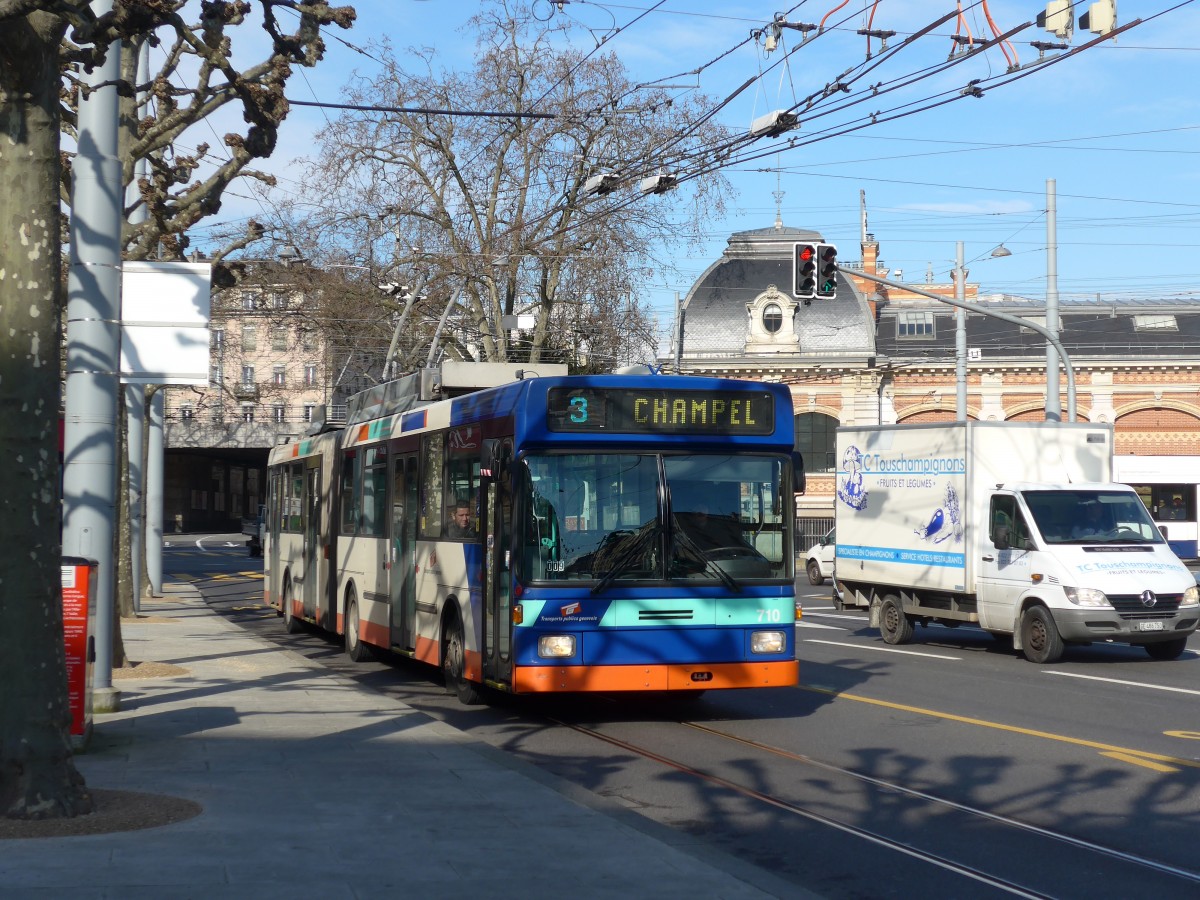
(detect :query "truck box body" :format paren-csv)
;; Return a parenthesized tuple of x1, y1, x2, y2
(834, 421, 1199, 661)
(836, 421, 1110, 595)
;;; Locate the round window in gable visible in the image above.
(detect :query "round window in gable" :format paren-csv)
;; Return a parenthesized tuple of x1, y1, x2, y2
(762, 303, 783, 334)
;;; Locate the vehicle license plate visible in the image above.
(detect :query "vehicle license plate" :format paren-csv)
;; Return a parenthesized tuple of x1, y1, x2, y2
(1137, 621, 1165, 632)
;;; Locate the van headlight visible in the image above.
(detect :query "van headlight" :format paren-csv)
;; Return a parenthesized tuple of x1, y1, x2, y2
(538, 634, 576, 658)
(751, 630, 786, 654)
(1182, 585, 1200, 608)
(1063, 586, 1110, 607)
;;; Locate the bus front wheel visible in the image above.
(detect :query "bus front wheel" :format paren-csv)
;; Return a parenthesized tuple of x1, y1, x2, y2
(442, 609, 483, 705)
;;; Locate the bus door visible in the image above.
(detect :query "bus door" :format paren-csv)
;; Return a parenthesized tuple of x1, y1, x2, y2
(302, 460, 321, 622)
(389, 453, 419, 652)
(482, 479, 513, 685)
(266, 469, 282, 607)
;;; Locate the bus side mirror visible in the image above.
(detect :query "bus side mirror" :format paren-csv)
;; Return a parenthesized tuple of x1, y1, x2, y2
(791, 452, 806, 494)
(482, 439, 509, 479)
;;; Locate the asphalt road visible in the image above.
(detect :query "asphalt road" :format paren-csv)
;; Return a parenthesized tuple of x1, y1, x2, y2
(167, 536, 1200, 898)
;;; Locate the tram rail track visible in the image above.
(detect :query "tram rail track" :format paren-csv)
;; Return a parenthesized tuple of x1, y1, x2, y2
(546, 714, 1200, 897)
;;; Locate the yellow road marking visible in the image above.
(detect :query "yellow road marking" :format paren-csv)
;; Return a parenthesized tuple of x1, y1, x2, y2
(802, 685, 1199, 773)
(1099, 752, 1179, 773)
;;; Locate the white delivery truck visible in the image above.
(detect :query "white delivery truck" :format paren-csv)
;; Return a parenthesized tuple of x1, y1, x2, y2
(835, 421, 1199, 662)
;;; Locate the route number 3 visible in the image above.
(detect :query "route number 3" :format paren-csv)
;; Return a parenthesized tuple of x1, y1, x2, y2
(569, 397, 588, 423)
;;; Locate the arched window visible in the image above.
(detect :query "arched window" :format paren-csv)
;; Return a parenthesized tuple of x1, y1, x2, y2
(762, 303, 783, 334)
(795, 412, 838, 473)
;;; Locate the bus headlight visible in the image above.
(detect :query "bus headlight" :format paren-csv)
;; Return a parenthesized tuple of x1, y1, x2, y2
(538, 634, 576, 658)
(1182, 585, 1200, 608)
(751, 630, 786, 654)
(1063, 586, 1110, 607)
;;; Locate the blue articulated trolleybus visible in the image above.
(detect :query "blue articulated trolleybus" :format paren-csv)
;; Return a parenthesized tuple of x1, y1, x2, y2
(264, 372, 803, 703)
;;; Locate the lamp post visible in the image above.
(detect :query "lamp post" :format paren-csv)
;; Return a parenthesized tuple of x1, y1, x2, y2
(953, 242, 1011, 421)
(1045, 178, 1061, 422)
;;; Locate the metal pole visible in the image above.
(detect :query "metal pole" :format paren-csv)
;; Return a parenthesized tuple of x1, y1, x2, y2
(955, 241, 967, 421)
(146, 390, 164, 596)
(62, 1, 123, 712)
(853, 268, 1075, 421)
(125, 385, 143, 612)
(1045, 178, 1061, 421)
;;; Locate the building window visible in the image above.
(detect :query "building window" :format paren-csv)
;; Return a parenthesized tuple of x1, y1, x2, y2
(211, 329, 225, 351)
(210, 365, 224, 386)
(300, 329, 316, 351)
(180, 405, 194, 421)
(1133, 314, 1178, 332)
(241, 365, 255, 388)
(762, 303, 783, 334)
(273, 365, 286, 386)
(897, 311, 935, 339)
(271, 291, 288, 309)
(795, 412, 838, 473)
(303, 404, 316, 423)
(304, 364, 318, 387)
(271, 327, 288, 351)
(241, 404, 255, 423)
(272, 404, 286, 423)
(241, 291, 259, 311)
(242, 326, 257, 351)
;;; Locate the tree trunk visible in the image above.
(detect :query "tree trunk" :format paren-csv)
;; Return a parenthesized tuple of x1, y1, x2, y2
(0, 13, 93, 819)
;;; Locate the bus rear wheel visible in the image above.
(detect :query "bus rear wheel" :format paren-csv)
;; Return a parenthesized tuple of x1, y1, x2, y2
(282, 579, 303, 634)
(442, 609, 483, 705)
(344, 590, 373, 662)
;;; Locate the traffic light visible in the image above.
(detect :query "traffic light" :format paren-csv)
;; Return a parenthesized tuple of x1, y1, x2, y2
(793, 242, 816, 300)
(1079, 0, 1116, 35)
(815, 243, 838, 299)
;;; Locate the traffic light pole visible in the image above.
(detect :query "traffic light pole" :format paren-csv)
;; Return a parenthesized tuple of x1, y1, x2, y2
(852, 268, 1076, 422)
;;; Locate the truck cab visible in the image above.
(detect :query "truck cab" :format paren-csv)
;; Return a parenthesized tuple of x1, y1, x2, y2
(977, 484, 1199, 662)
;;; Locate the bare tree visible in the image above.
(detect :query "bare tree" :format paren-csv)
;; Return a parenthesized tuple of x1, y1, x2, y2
(284, 0, 730, 373)
(0, 0, 354, 822)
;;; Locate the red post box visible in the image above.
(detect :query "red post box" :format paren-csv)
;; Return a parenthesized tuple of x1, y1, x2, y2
(61, 557, 97, 749)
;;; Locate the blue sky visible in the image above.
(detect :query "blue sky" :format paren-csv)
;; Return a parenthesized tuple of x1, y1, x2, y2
(199, 1, 1200, 349)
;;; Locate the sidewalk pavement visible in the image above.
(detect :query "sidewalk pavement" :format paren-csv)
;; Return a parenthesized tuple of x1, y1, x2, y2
(3, 584, 811, 899)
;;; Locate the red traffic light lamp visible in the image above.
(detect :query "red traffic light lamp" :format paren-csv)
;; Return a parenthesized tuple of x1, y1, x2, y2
(793, 242, 816, 301)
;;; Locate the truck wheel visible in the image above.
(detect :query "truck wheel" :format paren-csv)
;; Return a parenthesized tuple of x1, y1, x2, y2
(879, 596, 913, 645)
(1020, 605, 1064, 664)
(806, 560, 823, 585)
(1144, 638, 1187, 661)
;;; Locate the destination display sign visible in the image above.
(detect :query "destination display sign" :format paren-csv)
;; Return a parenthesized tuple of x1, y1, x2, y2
(546, 387, 775, 435)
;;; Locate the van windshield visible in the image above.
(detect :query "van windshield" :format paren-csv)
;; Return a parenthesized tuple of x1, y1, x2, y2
(1022, 490, 1164, 545)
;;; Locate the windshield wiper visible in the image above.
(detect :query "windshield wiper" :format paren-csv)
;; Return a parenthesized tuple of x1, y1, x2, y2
(670, 518, 740, 592)
(591, 524, 660, 594)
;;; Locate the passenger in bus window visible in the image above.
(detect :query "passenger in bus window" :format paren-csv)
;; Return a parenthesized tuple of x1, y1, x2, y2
(447, 503, 475, 540)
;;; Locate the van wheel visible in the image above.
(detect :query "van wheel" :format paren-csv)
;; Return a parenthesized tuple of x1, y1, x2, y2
(1020, 605, 1064, 664)
(806, 560, 823, 585)
(1145, 638, 1187, 661)
(879, 596, 913, 645)
(344, 589, 373, 662)
(282, 579, 303, 634)
(442, 609, 483, 705)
